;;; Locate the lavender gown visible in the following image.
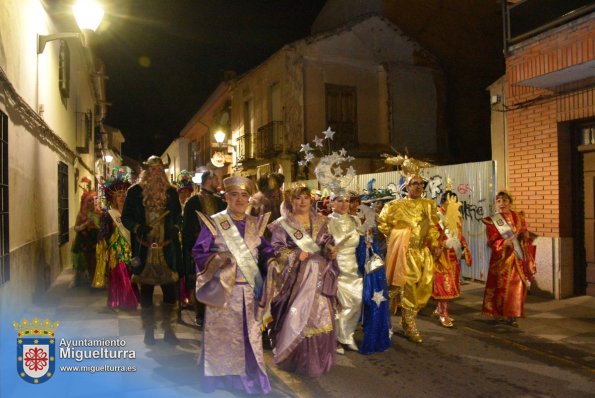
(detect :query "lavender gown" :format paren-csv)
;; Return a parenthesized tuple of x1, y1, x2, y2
(268, 211, 338, 377)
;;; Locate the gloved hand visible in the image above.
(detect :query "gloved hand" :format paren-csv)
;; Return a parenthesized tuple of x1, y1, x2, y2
(136, 224, 152, 236)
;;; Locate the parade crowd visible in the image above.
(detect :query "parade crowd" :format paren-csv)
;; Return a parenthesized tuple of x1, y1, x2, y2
(71, 147, 537, 395)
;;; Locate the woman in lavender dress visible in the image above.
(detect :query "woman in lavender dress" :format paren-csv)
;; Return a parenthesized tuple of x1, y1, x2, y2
(267, 186, 339, 377)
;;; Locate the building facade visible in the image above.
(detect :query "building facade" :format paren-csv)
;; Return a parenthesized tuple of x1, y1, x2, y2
(227, 13, 445, 185)
(490, 1, 595, 297)
(0, 0, 109, 316)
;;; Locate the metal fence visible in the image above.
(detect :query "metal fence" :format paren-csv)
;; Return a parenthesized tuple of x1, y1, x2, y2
(295, 161, 496, 281)
(346, 161, 496, 282)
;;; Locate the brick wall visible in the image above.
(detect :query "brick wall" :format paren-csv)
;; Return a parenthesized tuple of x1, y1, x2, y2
(504, 15, 595, 237)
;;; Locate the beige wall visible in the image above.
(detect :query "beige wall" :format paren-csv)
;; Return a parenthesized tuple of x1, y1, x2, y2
(488, 76, 507, 192)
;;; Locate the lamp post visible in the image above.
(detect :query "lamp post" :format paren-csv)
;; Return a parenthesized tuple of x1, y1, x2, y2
(38, 0, 105, 53)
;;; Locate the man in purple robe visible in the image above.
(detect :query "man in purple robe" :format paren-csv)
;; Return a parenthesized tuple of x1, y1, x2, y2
(192, 176, 276, 395)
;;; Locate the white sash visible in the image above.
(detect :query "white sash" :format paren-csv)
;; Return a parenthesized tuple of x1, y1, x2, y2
(108, 209, 131, 246)
(490, 213, 524, 261)
(212, 212, 263, 292)
(278, 217, 321, 254)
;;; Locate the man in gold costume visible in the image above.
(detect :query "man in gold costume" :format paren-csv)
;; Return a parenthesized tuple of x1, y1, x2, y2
(378, 157, 440, 343)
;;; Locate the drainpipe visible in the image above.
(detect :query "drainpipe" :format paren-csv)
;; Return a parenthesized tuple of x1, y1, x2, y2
(553, 237, 560, 299)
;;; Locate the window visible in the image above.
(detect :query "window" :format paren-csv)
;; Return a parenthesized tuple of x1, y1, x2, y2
(238, 99, 254, 160)
(58, 161, 69, 246)
(76, 111, 92, 153)
(325, 84, 357, 149)
(58, 41, 70, 99)
(0, 110, 8, 285)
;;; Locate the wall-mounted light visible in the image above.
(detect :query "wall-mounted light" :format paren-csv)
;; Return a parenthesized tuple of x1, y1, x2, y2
(38, 0, 105, 54)
(103, 154, 113, 163)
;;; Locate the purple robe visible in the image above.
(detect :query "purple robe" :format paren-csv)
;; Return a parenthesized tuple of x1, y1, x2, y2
(267, 211, 338, 377)
(192, 211, 275, 395)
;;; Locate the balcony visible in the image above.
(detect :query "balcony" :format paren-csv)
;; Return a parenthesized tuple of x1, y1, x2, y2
(255, 121, 283, 159)
(236, 122, 284, 162)
(505, 0, 595, 49)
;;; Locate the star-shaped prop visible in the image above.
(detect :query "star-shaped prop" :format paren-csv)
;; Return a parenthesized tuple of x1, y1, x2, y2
(323, 126, 336, 140)
(313, 136, 324, 147)
(300, 143, 313, 153)
(345, 166, 356, 178)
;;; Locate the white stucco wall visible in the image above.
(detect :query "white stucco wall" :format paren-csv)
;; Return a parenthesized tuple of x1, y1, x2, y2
(0, 0, 98, 316)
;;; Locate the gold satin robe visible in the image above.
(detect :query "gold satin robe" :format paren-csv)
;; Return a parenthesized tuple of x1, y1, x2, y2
(378, 197, 440, 312)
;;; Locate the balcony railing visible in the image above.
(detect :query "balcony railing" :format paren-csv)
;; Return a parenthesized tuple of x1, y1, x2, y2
(255, 121, 283, 159)
(236, 133, 253, 162)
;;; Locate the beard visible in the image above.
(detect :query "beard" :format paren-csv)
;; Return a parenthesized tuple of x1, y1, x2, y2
(139, 169, 171, 210)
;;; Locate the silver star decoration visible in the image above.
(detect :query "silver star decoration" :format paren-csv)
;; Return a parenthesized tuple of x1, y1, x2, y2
(323, 126, 336, 140)
(300, 143, 313, 153)
(339, 148, 347, 156)
(313, 136, 324, 147)
(333, 166, 343, 176)
(371, 290, 387, 307)
(304, 152, 315, 163)
(298, 160, 305, 166)
(345, 166, 356, 177)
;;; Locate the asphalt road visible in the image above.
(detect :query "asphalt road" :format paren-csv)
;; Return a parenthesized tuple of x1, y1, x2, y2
(263, 307, 594, 398)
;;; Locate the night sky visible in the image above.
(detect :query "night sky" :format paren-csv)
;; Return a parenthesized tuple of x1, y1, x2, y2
(94, 0, 327, 161)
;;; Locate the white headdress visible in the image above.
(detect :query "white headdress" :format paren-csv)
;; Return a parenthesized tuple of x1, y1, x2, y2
(299, 126, 356, 198)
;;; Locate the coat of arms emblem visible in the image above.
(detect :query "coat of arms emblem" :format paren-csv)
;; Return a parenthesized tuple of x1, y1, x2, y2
(220, 220, 231, 230)
(13, 318, 59, 384)
(293, 230, 303, 240)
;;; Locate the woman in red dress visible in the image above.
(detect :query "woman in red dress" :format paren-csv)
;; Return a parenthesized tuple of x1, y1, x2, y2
(481, 191, 536, 327)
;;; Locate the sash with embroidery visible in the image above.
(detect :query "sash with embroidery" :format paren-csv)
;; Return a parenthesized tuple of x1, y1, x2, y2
(490, 213, 524, 261)
(212, 212, 263, 293)
(278, 217, 321, 254)
(108, 209, 131, 246)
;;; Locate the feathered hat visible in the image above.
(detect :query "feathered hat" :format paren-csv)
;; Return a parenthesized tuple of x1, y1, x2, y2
(299, 126, 356, 198)
(102, 167, 135, 202)
(176, 170, 194, 193)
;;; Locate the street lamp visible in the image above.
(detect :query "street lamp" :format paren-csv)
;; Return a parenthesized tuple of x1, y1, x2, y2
(214, 130, 226, 148)
(38, 0, 105, 54)
(103, 154, 113, 163)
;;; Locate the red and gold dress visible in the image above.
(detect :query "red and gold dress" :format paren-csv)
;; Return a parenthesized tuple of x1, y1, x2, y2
(481, 210, 536, 318)
(432, 207, 472, 300)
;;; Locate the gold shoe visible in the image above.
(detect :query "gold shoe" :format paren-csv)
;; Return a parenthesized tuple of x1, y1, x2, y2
(405, 329, 423, 343)
(402, 308, 423, 343)
(433, 309, 454, 321)
(439, 316, 454, 328)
